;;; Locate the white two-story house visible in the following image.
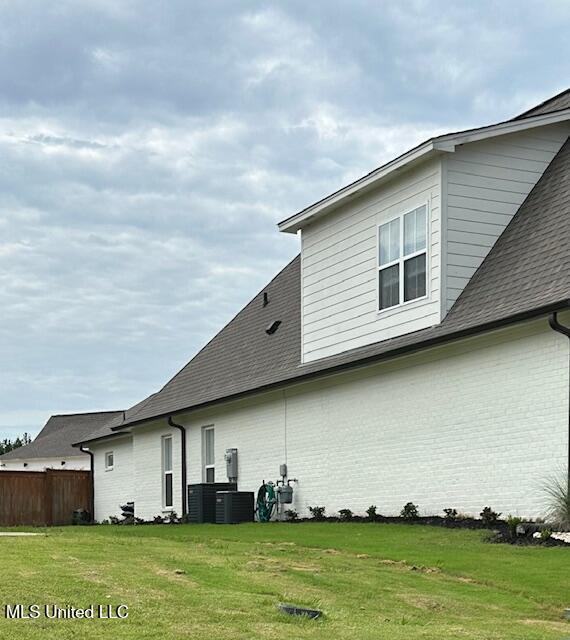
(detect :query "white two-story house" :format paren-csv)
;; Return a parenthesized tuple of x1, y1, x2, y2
(78, 88, 570, 521)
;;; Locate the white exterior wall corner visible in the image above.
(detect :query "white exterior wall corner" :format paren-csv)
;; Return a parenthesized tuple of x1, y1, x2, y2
(301, 158, 443, 363)
(443, 121, 570, 311)
(91, 436, 134, 521)
(175, 319, 568, 520)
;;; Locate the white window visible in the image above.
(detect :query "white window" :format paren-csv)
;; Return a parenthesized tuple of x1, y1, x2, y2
(105, 452, 114, 471)
(378, 204, 427, 311)
(162, 435, 173, 509)
(202, 426, 215, 483)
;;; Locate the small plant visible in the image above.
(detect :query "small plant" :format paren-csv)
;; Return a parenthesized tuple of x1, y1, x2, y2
(443, 508, 458, 522)
(506, 515, 522, 537)
(540, 528, 553, 541)
(400, 502, 419, 520)
(480, 507, 501, 526)
(284, 509, 298, 521)
(338, 508, 353, 521)
(308, 506, 326, 521)
(543, 469, 570, 530)
(100, 519, 110, 525)
(366, 505, 377, 520)
(167, 510, 179, 524)
(135, 517, 146, 525)
(153, 515, 165, 524)
(109, 515, 120, 525)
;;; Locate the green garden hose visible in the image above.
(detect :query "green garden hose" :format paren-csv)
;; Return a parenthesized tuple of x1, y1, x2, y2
(256, 482, 277, 522)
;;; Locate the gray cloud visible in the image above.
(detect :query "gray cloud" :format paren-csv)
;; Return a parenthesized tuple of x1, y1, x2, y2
(0, 0, 568, 436)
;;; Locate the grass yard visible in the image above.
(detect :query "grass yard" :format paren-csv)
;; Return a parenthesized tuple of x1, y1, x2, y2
(0, 523, 568, 639)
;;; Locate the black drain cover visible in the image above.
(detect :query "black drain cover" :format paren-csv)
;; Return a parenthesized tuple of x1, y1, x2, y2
(278, 603, 322, 619)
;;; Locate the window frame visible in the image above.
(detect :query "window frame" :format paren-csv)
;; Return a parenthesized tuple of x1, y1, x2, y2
(161, 435, 173, 510)
(104, 451, 114, 471)
(377, 202, 429, 313)
(202, 426, 215, 483)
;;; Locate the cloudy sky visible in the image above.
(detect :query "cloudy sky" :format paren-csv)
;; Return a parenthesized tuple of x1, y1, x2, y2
(0, 1, 568, 438)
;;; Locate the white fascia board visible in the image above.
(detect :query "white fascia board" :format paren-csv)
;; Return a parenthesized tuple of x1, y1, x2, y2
(279, 108, 570, 234)
(433, 108, 570, 148)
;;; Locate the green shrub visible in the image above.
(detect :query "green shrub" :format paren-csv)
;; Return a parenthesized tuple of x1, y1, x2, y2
(308, 506, 326, 521)
(480, 507, 501, 526)
(506, 515, 522, 537)
(284, 509, 298, 521)
(365, 505, 377, 520)
(400, 502, 419, 520)
(543, 469, 570, 530)
(338, 508, 353, 521)
(540, 528, 553, 541)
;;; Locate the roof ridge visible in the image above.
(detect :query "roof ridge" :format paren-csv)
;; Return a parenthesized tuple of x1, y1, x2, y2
(514, 87, 570, 120)
(49, 410, 124, 418)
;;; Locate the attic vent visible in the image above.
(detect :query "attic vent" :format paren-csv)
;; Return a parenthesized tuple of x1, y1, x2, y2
(263, 292, 269, 307)
(265, 320, 281, 335)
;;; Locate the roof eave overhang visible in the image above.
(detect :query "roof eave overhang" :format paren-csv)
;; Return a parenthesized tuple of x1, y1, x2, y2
(72, 430, 132, 449)
(118, 299, 570, 431)
(278, 108, 570, 234)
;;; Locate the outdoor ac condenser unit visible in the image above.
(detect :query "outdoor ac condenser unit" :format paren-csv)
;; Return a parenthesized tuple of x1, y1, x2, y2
(215, 491, 254, 524)
(187, 483, 237, 523)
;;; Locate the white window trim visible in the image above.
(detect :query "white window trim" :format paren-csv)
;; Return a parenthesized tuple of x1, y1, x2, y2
(377, 201, 430, 313)
(104, 451, 114, 471)
(202, 425, 215, 483)
(162, 435, 173, 510)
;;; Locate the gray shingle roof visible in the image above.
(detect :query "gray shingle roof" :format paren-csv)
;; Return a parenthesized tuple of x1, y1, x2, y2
(107, 136, 569, 431)
(0, 411, 124, 460)
(73, 395, 157, 445)
(515, 88, 570, 119)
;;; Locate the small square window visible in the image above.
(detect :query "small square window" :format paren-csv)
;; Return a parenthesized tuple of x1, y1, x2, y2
(105, 452, 114, 471)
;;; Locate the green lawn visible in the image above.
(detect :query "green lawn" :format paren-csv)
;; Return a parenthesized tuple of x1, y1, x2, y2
(0, 523, 568, 639)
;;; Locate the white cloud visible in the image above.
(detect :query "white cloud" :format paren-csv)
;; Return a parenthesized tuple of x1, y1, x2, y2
(0, 0, 567, 437)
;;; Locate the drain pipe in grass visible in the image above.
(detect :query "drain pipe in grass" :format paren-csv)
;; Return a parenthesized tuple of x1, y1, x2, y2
(168, 417, 187, 517)
(548, 312, 570, 497)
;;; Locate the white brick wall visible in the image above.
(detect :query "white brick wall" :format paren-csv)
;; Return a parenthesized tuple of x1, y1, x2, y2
(91, 436, 134, 521)
(92, 318, 569, 521)
(132, 423, 182, 521)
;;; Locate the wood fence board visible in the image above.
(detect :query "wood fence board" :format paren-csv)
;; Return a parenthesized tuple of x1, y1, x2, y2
(0, 470, 92, 526)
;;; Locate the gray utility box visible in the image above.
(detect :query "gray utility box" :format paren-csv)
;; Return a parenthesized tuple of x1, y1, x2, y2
(225, 448, 238, 482)
(187, 483, 237, 523)
(215, 491, 254, 524)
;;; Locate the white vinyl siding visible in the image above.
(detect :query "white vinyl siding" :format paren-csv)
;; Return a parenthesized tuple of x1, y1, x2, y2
(301, 159, 442, 362)
(443, 122, 570, 311)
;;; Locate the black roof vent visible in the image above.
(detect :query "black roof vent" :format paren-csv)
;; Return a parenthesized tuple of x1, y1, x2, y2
(265, 320, 281, 335)
(263, 292, 269, 307)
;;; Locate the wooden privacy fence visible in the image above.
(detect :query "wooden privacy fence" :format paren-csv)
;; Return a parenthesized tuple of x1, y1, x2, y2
(0, 469, 92, 526)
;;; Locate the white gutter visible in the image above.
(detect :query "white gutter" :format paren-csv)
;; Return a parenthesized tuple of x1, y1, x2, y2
(278, 107, 570, 234)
